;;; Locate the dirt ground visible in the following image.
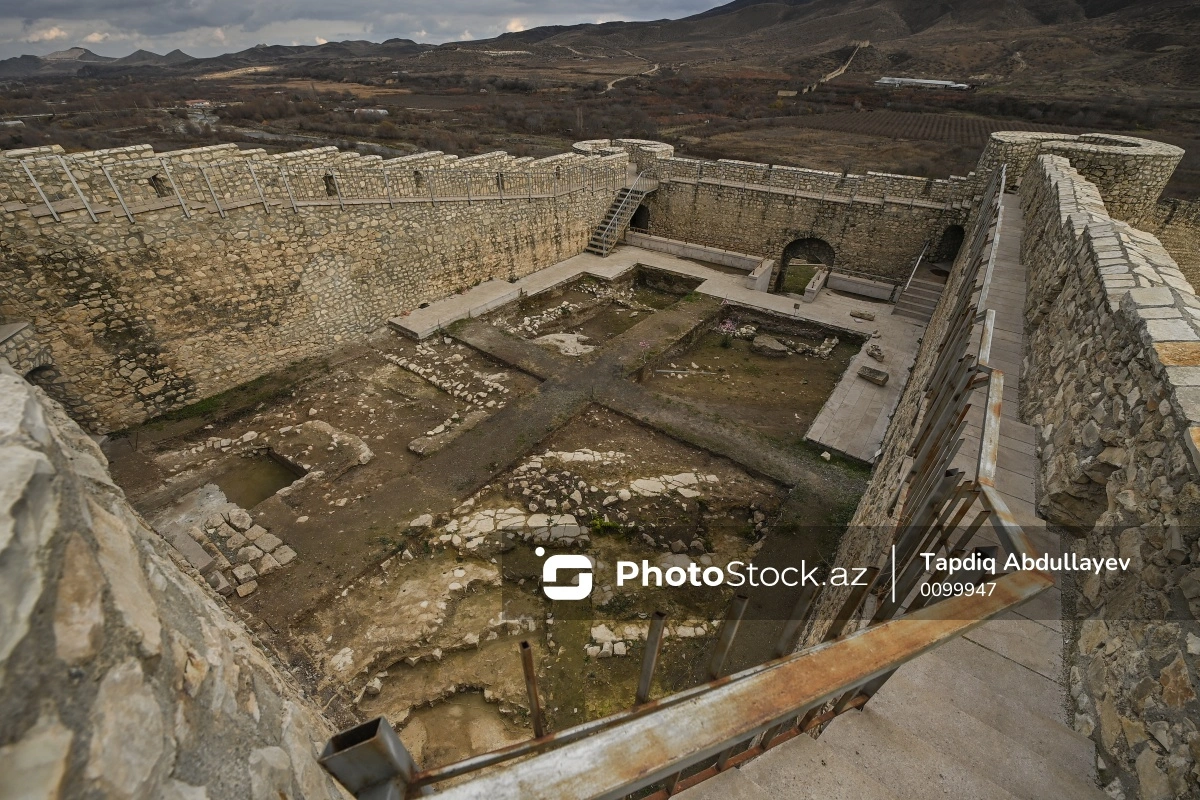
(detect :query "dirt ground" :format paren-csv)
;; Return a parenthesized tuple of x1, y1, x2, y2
(106, 271, 869, 773)
(485, 271, 699, 348)
(644, 327, 857, 443)
(683, 126, 983, 180)
(285, 404, 799, 748)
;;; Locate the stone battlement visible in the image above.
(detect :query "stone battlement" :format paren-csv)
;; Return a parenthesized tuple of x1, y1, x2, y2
(0, 142, 627, 431)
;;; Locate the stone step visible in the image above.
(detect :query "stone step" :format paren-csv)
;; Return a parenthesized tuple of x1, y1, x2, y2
(818, 702, 1021, 799)
(866, 665, 1107, 800)
(895, 297, 937, 313)
(737, 734, 901, 800)
(889, 650, 1095, 780)
(902, 285, 944, 302)
(908, 277, 947, 292)
(677, 767, 774, 799)
(892, 306, 932, 323)
(921, 637, 1066, 720)
(961, 613, 1064, 682)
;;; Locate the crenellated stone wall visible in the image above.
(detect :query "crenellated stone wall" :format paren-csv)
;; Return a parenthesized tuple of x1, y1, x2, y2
(0, 363, 348, 800)
(1019, 154, 1200, 798)
(976, 132, 1183, 226)
(578, 138, 973, 283)
(1, 143, 626, 433)
(1147, 198, 1200, 295)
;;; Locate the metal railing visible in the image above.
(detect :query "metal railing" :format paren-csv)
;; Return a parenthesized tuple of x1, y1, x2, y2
(588, 171, 650, 255)
(894, 239, 931, 302)
(660, 160, 963, 208)
(3, 153, 624, 223)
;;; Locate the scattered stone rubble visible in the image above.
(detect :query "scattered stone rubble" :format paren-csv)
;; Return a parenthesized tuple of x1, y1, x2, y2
(584, 619, 716, 659)
(731, 324, 838, 359)
(182, 504, 299, 599)
(494, 281, 654, 339)
(411, 449, 728, 555)
(381, 343, 511, 410)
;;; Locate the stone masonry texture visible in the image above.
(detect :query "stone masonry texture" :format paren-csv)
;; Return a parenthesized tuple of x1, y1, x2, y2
(0, 362, 349, 800)
(0, 131, 1196, 799)
(1020, 154, 1200, 798)
(0, 142, 627, 433)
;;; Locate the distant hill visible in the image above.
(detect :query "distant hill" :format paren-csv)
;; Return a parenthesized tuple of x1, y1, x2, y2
(43, 47, 113, 62)
(0, 1, 1195, 91)
(113, 49, 196, 66)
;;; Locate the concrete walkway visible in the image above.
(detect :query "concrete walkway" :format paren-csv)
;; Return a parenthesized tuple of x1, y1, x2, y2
(390, 243, 924, 462)
(680, 189, 1099, 800)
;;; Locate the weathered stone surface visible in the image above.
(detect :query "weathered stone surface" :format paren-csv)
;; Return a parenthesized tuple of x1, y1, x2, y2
(857, 366, 889, 386)
(248, 746, 293, 800)
(1159, 653, 1197, 708)
(237, 545, 264, 564)
(0, 366, 344, 799)
(1134, 748, 1172, 800)
(750, 335, 789, 357)
(255, 533, 283, 553)
(225, 508, 253, 532)
(0, 714, 73, 800)
(89, 500, 163, 657)
(232, 563, 257, 584)
(85, 659, 165, 797)
(53, 533, 106, 664)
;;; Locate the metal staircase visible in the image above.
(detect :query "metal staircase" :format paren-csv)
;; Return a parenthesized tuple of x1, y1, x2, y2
(586, 173, 651, 256)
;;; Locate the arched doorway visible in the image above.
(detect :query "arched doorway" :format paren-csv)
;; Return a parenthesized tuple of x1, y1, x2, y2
(775, 237, 835, 294)
(630, 204, 650, 232)
(933, 225, 965, 265)
(23, 363, 69, 405)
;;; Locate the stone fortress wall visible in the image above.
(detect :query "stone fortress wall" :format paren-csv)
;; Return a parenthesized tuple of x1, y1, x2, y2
(0, 364, 346, 799)
(576, 138, 975, 282)
(1019, 155, 1200, 796)
(0, 142, 627, 432)
(832, 131, 1195, 798)
(0, 127, 1196, 799)
(1147, 197, 1200, 293)
(975, 131, 1184, 226)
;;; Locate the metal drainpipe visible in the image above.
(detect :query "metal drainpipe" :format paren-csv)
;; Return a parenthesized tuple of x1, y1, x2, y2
(319, 716, 426, 799)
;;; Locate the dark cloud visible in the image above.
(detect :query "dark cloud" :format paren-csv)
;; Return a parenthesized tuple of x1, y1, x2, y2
(0, 0, 717, 58)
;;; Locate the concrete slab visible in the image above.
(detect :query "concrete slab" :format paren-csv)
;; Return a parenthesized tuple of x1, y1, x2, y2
(738, 735, 901, 800)
(819, 706, 1020, 800)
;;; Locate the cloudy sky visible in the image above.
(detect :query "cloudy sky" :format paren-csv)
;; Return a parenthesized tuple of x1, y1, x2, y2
(0, 0, 721, 60)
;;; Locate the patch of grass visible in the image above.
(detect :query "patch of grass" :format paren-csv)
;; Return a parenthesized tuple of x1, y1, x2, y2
(825, 497, 860, 531)
(781, 263, 819, 294)
(589, 516, 623, 535)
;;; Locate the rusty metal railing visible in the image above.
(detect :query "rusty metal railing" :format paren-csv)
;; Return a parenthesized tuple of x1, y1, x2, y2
(318, 164, 1043, 799)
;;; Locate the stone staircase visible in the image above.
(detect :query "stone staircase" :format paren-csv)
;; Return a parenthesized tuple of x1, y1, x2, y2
(586, 185, 650, 256)
(679, 624, 1104, 800)
(892, 276, 945, 323)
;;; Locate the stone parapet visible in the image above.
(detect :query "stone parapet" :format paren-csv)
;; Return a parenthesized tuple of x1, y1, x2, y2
(1020, 154, 1200, 798)
(0, 364, 346, 799)
(977, 132, 1182, 225)
(0, 143, 626, 432)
